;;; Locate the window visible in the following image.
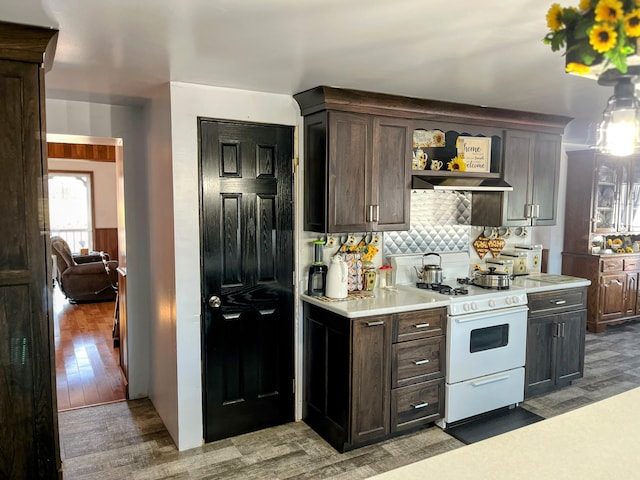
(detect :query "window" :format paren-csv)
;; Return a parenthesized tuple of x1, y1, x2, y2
(49, 172, 94, 252)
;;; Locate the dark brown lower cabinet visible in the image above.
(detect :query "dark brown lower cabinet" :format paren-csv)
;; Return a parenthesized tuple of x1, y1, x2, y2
(525, 288, 587, 398)
(303, 302, 445, 452)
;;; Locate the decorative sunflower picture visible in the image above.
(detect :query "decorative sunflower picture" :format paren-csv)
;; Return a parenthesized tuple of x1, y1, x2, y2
(448, 155, 467, 172)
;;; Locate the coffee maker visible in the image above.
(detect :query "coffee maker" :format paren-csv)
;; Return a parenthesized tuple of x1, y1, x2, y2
(308, 240, 327, 296)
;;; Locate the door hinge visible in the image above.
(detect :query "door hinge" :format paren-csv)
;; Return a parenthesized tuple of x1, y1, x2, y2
(293, 378, 296, 394)
(293, 157, 299, 174)
(293, 270, 296, 286)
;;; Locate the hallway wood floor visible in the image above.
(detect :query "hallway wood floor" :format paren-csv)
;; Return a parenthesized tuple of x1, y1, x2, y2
(54, 286, 126, 411)
(57, 320, 640, 479)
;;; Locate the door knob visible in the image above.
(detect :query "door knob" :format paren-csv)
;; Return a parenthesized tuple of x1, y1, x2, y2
(208, 295, 222, 308)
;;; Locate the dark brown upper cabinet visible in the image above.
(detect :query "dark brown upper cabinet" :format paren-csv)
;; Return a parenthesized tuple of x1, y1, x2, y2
(298, 109, 411, 233)
(295, 86, 572, 232)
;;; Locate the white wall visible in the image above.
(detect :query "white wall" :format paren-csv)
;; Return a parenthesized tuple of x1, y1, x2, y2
(145, 84, 180, 445)
(168, 82, 301, 450)
(46, 98, 151, 399)
(48, 158, 117, 229)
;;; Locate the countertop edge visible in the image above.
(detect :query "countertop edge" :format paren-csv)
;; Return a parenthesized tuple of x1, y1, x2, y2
(300, 275, 591, 317)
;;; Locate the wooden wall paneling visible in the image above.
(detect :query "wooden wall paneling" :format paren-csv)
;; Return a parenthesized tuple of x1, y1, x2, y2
(48, 142, 116, 162)
(95, 228, 118, 259)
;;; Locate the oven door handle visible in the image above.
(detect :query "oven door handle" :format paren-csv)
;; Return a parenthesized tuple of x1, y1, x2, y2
(450, 305, 529, 323)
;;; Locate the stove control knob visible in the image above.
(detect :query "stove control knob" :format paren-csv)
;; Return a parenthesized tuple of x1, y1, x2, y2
(511, 295, 520, 304)
(470, 302, 478, 311)
(488, 299, 496, 308)
(463, 303, 470, 312)
(506, 297, 512, 305)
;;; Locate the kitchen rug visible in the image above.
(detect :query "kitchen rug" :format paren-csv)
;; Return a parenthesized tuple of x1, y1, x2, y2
(445, 407, 544, 445)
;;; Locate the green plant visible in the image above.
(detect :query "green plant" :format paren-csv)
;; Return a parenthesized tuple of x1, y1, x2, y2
(544, 0, 640, 74)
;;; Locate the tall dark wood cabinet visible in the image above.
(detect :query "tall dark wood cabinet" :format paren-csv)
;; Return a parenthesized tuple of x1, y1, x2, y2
(562, 150, 640, 332)
(0, 21, 60, 479)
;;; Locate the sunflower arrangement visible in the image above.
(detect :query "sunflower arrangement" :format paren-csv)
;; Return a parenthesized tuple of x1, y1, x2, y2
(448, 155, 467, 172)
(544, 0, 640, 75)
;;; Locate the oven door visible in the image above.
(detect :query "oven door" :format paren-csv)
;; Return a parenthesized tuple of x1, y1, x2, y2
(447, 305, 528, 384)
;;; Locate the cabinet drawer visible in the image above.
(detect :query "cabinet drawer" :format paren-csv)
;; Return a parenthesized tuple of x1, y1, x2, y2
(601, 258, 623, 272)
(391, 379, 444, 433)
(624, 257, 640, 271)
(528, 288, 587, 317)
(393, 308, 446, 342)
(392, 336, 445, 388)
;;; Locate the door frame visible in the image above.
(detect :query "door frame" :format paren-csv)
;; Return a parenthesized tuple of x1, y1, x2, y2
(46, 133, 128, 397)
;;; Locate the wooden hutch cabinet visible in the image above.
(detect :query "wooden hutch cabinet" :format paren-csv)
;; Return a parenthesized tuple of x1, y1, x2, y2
(0, 21, 60, 479)
(562, 150, 640, 332)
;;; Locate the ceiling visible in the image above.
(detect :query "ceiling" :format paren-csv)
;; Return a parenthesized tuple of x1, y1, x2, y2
(1, 0, 616, 144)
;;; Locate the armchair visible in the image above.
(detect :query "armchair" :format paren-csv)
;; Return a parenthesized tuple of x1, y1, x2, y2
(51, 236, 118, 303)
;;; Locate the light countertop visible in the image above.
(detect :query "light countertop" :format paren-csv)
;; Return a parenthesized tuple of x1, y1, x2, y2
(368, 386, 640, 480)
(302, 273, 590, 318)
(511, 273, 591, 293)
(301, 287, 449, 318)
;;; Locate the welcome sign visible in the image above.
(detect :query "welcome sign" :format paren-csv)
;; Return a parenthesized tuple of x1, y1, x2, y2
(457, 137, 491, 172)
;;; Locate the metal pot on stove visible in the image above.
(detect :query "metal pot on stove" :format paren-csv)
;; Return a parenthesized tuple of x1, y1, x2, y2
(414, 252, 443, 285)
(472, 267, 511, 289)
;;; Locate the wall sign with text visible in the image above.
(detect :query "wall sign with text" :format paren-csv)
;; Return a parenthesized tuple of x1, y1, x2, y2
(456, 136, 491, 172)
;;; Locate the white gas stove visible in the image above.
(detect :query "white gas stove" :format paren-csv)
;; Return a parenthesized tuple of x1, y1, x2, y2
(389, 252, 529, 428)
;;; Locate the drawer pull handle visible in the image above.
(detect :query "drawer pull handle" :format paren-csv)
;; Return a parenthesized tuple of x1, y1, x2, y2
(471, 374, 509, 387)
(259, 308, 276, 316)
(411, 402, 429, 409)
(552, 300, 567, 305)
(367, 321, 384, 327)
(222, 313, 241, 320)
(414, 359, 430, 365)
(415, 323, 430, 328)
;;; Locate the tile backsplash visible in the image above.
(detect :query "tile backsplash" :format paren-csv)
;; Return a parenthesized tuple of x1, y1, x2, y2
(384, 190, 471, 255)
(383, 190, 530, 263)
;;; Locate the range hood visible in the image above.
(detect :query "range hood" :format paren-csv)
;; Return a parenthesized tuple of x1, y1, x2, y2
(411, 175, 513, 192)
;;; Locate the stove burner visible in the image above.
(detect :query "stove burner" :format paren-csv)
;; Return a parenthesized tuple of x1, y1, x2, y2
(416, 282, 469, 295)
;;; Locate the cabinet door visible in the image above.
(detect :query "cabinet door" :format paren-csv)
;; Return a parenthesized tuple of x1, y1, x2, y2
(327, 112, 371, 232)
(303, 304, 350, 450)
(555, 309, 586, 388)
(592, 162, 620, 233)
(503, 130, 534, 226)
(371, 116, 411, 231)
(531, 133, 561, 226)
(625, 272, 638, 317)
(629, 160, 640, 231)
(599, 273, 626, 321)
(525, 314, 555, 398)
(351, 315, 391, 445)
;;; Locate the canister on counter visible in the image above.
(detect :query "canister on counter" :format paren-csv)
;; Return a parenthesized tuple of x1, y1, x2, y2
(485, 257, 514, 275)
(515, 244, 543, 274)
(499, 250, 529, 275)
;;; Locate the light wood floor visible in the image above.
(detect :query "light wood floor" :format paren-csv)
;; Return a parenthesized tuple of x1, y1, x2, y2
(53, 286, 126, 411)
(57, 320, 640, 479)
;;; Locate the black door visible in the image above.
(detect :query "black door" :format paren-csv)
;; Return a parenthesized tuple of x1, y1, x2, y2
(199, 118, 294, 442)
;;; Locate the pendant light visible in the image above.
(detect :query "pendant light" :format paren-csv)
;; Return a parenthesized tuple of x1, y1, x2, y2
(596, 73, 640, 157)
